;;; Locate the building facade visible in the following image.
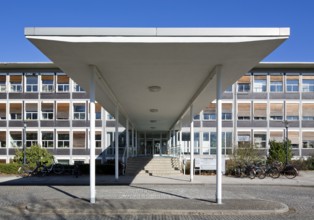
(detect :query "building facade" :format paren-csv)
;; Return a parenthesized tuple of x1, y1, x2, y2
(0, 63, 313, 164)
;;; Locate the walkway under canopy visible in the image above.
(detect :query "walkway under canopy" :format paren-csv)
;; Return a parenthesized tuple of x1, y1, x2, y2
(25, 27, 290, 204)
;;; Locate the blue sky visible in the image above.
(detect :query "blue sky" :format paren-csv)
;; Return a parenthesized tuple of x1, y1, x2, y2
(1, 0, 313, 62)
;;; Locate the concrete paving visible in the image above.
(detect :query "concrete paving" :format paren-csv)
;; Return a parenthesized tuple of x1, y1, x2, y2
(0, 171, 313, 218)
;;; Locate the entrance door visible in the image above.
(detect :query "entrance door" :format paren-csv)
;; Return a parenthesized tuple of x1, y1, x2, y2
(153, 139, 161, 155)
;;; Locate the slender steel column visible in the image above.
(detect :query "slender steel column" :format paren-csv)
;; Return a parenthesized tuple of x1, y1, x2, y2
(115, 105, 119, 180)
(89, 66, 96, 203)
(126, 119, 129, 160)
(190, 105, 194, 182)
(216, 66, 222, 204)
(132, 127, 134, 156)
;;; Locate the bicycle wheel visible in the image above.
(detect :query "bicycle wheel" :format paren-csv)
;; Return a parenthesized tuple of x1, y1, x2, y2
(248, 169, 256, 179)
(284, 166, 297, 179)
(269, 167, 280, 179)
(18, 165, 31, 177)
(53, 163, 64, 175)
(256, 168, 266, 179)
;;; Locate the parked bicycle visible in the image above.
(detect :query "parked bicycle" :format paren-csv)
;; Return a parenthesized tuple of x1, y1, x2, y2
(39, 161, 64, 176)
(255, 162, 280, 179)
(233, 162, 256, 179)
(273, 161, 298, 179)
(18, 161, 41, 177)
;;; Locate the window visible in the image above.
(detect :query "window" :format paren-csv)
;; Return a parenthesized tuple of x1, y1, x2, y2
(26, 132, 38, 147)
(73, 132, 85, 148)
(95, 103, 101, 120)
(25, 103, 38, 120)
(42, 132, 54, 148)
(0, 131, 6, 148)
(286, 103, 299, 121)
(107, 113, 115, 120)
(73, 82, 85, 92)
(41, 75, 54, 92)
(253, 103, 267, 120)
(0, 103, 6, 120)
(302, 132, 314, 148)
(302, 79, 314, 92)
(10, 75, 22, 92)
(254, 133, 266, 148)
(58, 133, 70, 148)
(57, 75, 69, 92)
(302, 103, 314, 120)
(0, 75, 6, 92)
(73, 104, 86, 120)
(253, 79, 266, 92)
(26, 75, 38, 92)
(203, 113, 216, 120)
(238, 103, 250, 120)
(237, 132, 250, 148)
(222, 103, 232, 120)
(210, 132, 232, 154)
(194, 132, 200, 154)
(57, 103, 69, 120)
(224, 85, 232, 93)
(270, 131, 283, 142)
(237, 75, 251, 92)
(96, 133, 101, 148)
(286, 77, 299, 92)
(10, 103, 22, 120)
(41, 103, 54, 120)
(237, 83, 250, 92)
(270, 75, 284, 92)
(193, 114, 200, 120)
(202, 132, 210, 154)
(10, 132, 22, 148)
(289, 131, 299, 148)
(270, 103, 283, 121)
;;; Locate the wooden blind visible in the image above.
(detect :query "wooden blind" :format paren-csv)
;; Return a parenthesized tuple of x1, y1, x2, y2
(270, 75, 283, 81)
(238, 103, 251, 117)
(237, 76, 251, 83)
(10, 75, 22, 83)
(0, 131, 5, 140)
(289, 132, 299, 144)
(302, 75, 314, 80)
(42, 75, 53, 81)
(222, 103, 232, 113)
(42, 103, 53, 111)
(286, 75, 299, 80)
(57, 103, 69, 119)
(302, 103, 314, 116)
(270, 131, 283, 141)
(254, 75, 266, 80)
(73, 132, 85, 148)
(0, 104, 6, 118)
(286, 103, 299, 116)
(254, 103, 267, 117)
(95, 103, 101, 112)
(0, 75, 6, 82)
(205, 103, 216, 113)
(303, 132, 314, 141)
(10, 103, 21, 113)
(270, 103, 283, 116)
(57, 75, 69, 83)
(26, 103, 38, 111)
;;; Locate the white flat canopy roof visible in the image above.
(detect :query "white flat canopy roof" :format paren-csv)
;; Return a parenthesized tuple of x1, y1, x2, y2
(25, 27, 289, 131)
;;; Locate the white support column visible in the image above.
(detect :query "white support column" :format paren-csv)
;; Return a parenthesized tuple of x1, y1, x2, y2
(190, 105, 194, 182)
(89, 66, 96, 204)
(216, 66, 222, 204)
(126, 119, 129, 160)
(135, 130, 138, 156)
(115, 105, 119, 180)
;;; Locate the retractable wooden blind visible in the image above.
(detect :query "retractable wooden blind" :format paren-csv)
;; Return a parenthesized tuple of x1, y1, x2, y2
(254, 75, 267, 80)
(10, 75, 22, 83)
(42, 75, 53, 81)
(0, 131, 5, 140)
(205, 103, 216, 113)
(0, 75, 6, 83)
(270, 75, 283, 82)
(286, 75, 299, 80)
(302, 103, 314, 116)
(302, 75, 314, 80)
(95, 103, 101, 112)
(57, 103, 69, 119)
(26, 103, 37, 111)
(288, 132, 299, 144)
(270, 103, 283, 116)
(57, 75, 69, 84)
(254, 103, 267, 117)
(73, 132, 85, 148)
(0, 104, 6, 118)
(286, 103, 299, 116)
(270, 131, 283, 141)
(303, 132, 314, 141)
(222, 103, 232, 113)
(237, 76, 251, 83)
(238, 103, 251, 117)
(10, 103, 21, 113)
(42, 103, 53, 111)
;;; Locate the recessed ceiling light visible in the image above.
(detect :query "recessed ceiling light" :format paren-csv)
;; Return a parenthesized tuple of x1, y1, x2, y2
(150, 120, 157, 123)
(150, 127, 156, 129)
(148, 86, 161, 92)
(150, 108, 158, 113)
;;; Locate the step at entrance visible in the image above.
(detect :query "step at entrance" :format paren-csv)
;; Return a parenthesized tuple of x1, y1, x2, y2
(125, 157, 181, 176)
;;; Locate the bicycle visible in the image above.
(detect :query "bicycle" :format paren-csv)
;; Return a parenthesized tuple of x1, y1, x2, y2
(18, 161, 41, 177)
(256, 162, 280, 179)
(40, 161, 64, 176)
(233, 162, 256, 179)
(273, 161, 298, 179)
